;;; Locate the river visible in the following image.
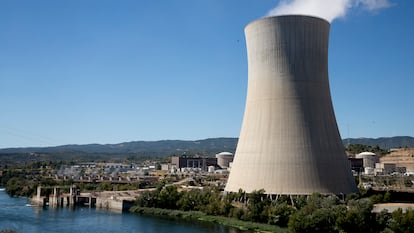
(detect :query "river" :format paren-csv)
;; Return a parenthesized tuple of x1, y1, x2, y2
(0, 189, 242, 233)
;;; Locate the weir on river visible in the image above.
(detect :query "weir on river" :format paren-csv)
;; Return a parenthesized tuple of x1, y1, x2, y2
(31, 185, 138, 211)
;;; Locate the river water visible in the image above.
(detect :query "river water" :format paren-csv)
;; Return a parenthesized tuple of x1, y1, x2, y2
(0, 189, 242, 233)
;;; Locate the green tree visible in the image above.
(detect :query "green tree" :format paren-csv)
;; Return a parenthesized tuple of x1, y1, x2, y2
(337, 198, 381, 233)
(389, 208, 414, 233)
(204, 194, 224, 216)
(177, 188, 210, 211)
(383, 192, 392, 203)
(157, 185, 181, 209)
(203, 188, 233, 216)
(135, 190, 159, 208)
(246, 189, 270, 222)
(5, 177, 36, 197)
(289, 207, 339, 233)
(288, 194, 346, 233)
(229, 206, 247, 220)
(267, 203, 296, 227)
(370, 194, 384, 204)
(40, 178, 58, 186)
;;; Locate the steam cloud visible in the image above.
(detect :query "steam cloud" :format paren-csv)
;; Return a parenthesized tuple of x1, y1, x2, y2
(267, 0, 392, 22)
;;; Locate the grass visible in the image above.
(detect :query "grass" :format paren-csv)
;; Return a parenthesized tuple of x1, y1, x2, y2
(129, 206, 287, 233)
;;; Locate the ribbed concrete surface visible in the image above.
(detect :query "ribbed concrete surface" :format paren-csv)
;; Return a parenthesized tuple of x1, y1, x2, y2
(225, 15, 357, 195)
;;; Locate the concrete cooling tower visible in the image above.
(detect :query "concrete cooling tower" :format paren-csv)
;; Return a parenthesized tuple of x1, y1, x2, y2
(225, 15, 357, 195)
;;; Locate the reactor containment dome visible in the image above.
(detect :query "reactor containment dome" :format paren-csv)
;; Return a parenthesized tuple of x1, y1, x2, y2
(225, 15, 357, 195)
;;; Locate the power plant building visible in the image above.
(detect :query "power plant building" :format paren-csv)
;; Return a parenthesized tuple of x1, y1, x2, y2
(225, 15, 357, 195)
(356, 152, 379, 169)
(216, 152, 234, 169)
(171, 156, 217, 171)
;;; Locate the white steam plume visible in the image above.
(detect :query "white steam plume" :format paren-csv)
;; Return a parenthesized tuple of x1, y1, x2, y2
(267, 0, 392, 22)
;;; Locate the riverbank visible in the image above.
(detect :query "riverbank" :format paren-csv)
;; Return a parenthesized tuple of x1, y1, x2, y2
(130, 206, 287, 233)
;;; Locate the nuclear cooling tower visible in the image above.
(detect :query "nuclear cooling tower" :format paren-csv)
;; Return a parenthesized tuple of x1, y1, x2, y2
(225, 15, 357, 195)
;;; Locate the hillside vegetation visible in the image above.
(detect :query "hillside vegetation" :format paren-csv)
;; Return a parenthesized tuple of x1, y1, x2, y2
(1, 137, 413, 167)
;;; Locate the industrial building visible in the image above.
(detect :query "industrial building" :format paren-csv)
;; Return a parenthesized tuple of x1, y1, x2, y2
(225, 15, 357, 195)
(171, 156, 217, 171)
(216, 152, 234, 169)
(349, 157, 364, 174)
(356, 152, 379, 175)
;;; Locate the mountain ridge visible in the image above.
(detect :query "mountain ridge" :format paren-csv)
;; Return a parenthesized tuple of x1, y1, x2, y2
(1, 136, 414, 156)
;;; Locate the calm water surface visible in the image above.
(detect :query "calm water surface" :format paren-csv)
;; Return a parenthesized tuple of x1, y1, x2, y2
(0, 189, 243, 233)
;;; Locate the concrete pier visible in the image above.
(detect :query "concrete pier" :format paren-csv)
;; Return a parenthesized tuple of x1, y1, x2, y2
(31, 186, 139, 211)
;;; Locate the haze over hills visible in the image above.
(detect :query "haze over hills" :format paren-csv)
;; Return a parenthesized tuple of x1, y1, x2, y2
(0, 138, 238, 156)
(1, 137, 414, 157)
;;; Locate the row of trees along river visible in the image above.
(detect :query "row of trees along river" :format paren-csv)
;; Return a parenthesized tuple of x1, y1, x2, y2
(131, 182, 414, 233)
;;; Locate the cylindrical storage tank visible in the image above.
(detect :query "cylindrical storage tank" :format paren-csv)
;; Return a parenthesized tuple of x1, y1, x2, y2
(364, 167, 374, 175)
(216, 152, 234, 168)
(356, 152, 378, 169)
(225, 15, 357, 195)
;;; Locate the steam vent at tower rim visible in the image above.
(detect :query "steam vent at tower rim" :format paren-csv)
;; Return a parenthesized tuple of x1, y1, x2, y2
(225, 15, 358, 195)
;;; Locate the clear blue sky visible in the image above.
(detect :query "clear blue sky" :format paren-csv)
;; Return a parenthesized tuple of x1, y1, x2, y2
(0, 0, 413, 148)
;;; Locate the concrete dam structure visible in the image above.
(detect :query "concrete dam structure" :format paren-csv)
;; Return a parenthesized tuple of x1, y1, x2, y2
(225, 15, 357, 195)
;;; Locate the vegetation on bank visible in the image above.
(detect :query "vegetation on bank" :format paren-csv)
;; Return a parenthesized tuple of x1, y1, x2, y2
(130, 206, 286, 232)
(131, 183, 414, 233)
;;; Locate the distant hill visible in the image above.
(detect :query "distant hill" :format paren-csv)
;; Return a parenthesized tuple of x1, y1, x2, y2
(0, 138, 239, 157)
(342, 136, 414, 149)
(1, 136, 413, 158)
